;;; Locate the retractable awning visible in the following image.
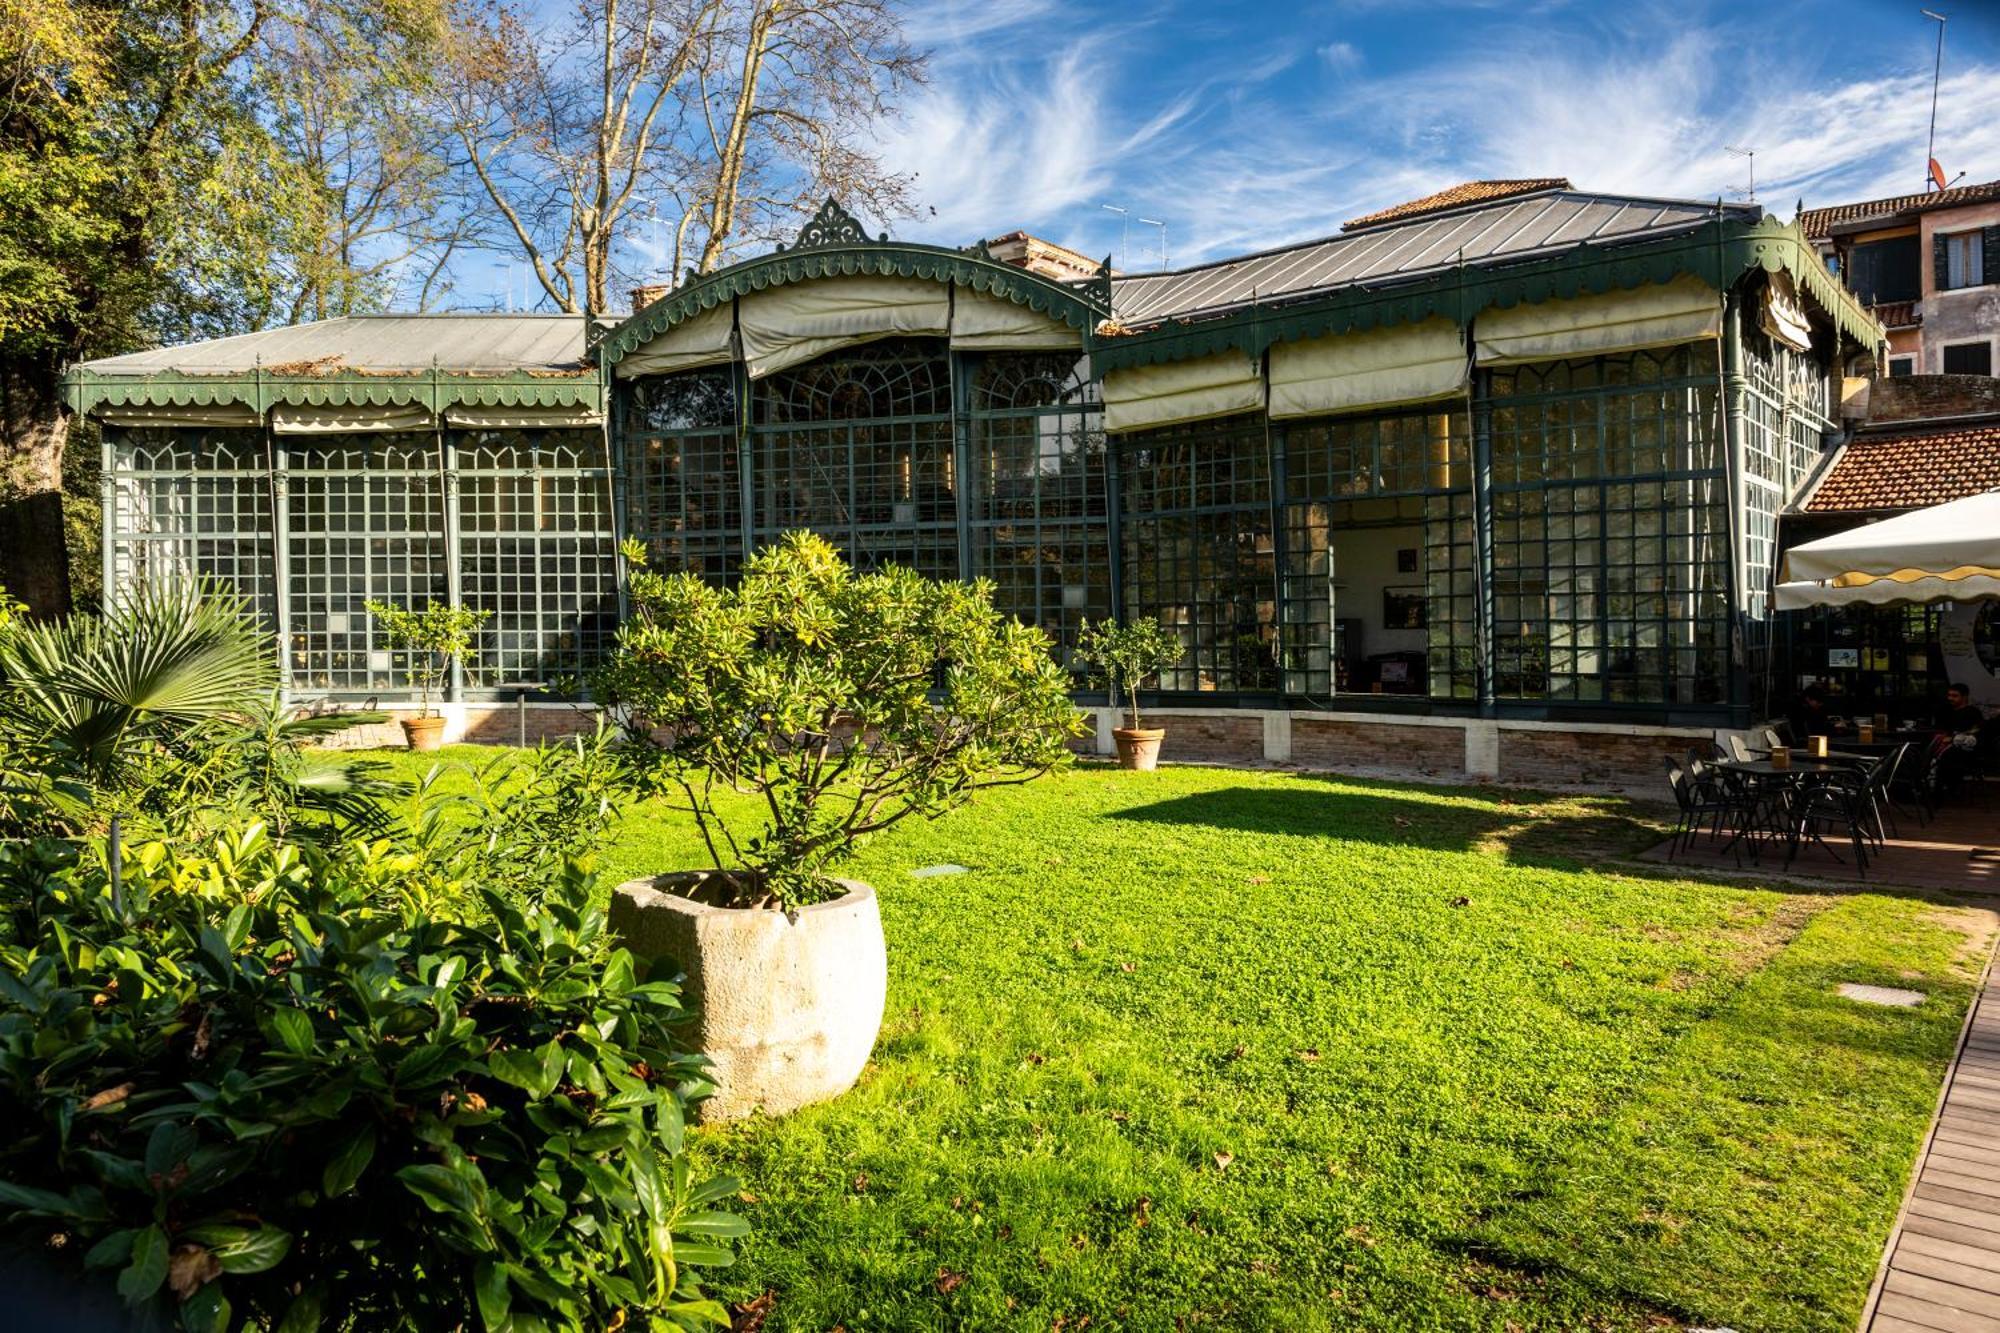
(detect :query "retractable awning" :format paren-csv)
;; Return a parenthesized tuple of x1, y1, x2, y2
(1775, 490, 2000, 609)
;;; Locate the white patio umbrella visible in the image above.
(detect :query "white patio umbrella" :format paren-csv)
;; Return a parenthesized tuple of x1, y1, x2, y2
(1775, 489, 2000, 610)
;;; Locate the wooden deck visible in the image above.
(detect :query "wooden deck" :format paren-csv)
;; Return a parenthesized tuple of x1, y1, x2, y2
(1864, 959, 2000, 1332)
(1639, 785, 2000, 895)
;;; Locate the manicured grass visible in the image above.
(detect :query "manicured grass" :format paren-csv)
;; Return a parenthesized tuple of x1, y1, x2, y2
(377, 748, 1990, 1331)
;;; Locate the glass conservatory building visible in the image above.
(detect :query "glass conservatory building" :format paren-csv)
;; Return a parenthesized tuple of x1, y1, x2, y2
(65, 188, 1881, 771)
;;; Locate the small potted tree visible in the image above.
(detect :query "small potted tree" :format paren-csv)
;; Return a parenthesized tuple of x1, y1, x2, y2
(365, 600, 490, 751)
(1077, 616, 1186, 771)
(599, 532, 1082, 1121)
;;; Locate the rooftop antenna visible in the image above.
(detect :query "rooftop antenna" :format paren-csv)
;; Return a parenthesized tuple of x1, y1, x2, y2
(1138, 216, 1168, 269)
(1724, 145, 1756, 203)
(1101, 204, 1129, 271)
(1924, 8, 1948, 191)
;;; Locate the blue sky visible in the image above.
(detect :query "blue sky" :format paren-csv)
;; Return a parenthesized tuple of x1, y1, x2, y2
(480, 0, 2000, 303)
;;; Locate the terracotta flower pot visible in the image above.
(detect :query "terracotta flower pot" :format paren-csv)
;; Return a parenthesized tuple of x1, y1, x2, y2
(401, 715, 446, 751)
(609, 873, 887, 1123)
(1113, 726, 1166, 771)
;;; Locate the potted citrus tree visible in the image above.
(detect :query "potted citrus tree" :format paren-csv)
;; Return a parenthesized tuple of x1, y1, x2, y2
(1077, 616, 1186, 770)
(598, 531, 1082, 1122)
(365, 600, 490, 751)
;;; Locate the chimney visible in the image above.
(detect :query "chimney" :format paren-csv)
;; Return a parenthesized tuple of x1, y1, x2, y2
(630, 283, 671, 312)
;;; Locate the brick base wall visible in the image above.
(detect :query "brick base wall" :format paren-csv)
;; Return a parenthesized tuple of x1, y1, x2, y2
(1149, 712, 1266, 766)
(1497, 726, 1711, 790)
(1292, 718, 1463, 778)
(306, 704, 601, 750)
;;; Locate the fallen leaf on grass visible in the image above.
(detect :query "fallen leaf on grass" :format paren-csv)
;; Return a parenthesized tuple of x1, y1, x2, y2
(1119, 961, 1136, 974)
(851, 1172, 869, 1194)
(731, 1291, 776, 1332)
(935, 1267, 965, 1295)
(1449, 895, 1470, 908)
(1213, 1151, 1234, 1170)
(1246, 874, 1269, 884)
(1296, 1048, 1320, 1062)
(1228, 1044, 1247, 1060)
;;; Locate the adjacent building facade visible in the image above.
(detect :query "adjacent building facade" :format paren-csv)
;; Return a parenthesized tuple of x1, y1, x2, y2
(1803, 179, 2000, 378)
(64, 181, 1882, 779)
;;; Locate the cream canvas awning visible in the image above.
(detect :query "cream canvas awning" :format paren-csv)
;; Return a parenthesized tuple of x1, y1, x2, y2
(737, 274, 950, 378)
(271, 402, 434, 434)
(1775, 490, 2000, 609)
(948, 286, 1080, 351)
(1761, 270, 1814, 353)
(1475, 273, 1722, 366)
(615, 300, 737, 377)
(1268, 318, 1467, 420)
(92, 402, 263, 429)
(1102, 351, 1263, 433)
(444, 403, 602, 429)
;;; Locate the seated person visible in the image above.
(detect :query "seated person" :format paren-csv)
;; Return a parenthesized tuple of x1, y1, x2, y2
(1937, 682, 1985, 735)
(1787, 684, 1843, 742)
(1935, 683, 1988, 791)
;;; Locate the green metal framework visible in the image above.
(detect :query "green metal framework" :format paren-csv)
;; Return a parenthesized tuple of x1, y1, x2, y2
(82, 204, 1872, 721)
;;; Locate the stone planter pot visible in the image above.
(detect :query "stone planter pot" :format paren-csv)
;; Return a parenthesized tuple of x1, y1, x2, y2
(400, 715, 446, 751)
(1113, 726, 1166, 771)
(609, 873, 887, 1123)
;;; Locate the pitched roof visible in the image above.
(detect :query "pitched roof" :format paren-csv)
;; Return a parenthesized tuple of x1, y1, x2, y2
(1798, 179, 2000, 240)
(1342, 179, 1571, 232)
(1802, 418, 2000, 513)
(77, 314, 594, 376)
(1109, 190, 1754, 328)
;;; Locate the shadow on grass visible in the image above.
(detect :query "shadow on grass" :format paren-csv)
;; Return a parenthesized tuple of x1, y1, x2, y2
(1107, 776, 1667, 870)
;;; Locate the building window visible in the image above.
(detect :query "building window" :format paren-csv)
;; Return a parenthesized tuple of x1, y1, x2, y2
(1847, 235, 1921, 305)
(1485, 345, 1729, 706)
(1276, 408, 1474, 699)
(1888, 356, 1915, 377)
(455, 428, 618, 690)
(623, 369, 742, 582)
(752, 337, 958, 581)
(967, 352, 1107, 671)
(1941, 230, 1986, 291)
(1116, 414, 1278, 694)
(1942, 341, 1993, 376)
(107, 428, 275, 630)
(284, 434, 449, 695)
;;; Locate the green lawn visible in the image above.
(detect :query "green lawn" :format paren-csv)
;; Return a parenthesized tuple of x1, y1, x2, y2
(380, 749, 1990, 1332)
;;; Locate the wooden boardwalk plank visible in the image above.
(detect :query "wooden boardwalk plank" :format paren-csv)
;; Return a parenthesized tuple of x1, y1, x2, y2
(1864, 923, 2000, 1333)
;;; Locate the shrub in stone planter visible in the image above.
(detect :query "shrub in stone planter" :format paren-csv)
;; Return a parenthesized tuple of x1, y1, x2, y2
(365, 601, 490, 751)
(598, 531, 1083, 1120)
(1076, 616, 1186, 770)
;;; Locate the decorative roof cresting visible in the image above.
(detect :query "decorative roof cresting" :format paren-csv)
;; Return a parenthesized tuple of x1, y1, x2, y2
(774, 198, 888, 252)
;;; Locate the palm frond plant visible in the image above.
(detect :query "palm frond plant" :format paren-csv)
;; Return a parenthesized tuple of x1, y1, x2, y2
(0, 578, 278, 834)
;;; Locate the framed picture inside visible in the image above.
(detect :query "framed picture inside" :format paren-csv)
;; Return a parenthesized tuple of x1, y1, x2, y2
(1383, 588, 1427, 629)
(1396, 548, 1419, 573)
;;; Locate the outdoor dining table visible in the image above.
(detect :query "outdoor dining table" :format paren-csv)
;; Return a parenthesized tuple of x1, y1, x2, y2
(1716, 758, 1855, 779)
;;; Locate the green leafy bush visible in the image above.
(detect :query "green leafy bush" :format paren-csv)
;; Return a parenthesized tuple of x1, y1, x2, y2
(598, 531, 1083, 910)
(364, 601, 492, 717)
(0, 824, 740, 1331)
(1075, 617, 1185, 729)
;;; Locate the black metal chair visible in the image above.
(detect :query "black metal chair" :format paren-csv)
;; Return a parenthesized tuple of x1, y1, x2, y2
(1664, 756, 1735, 857)
(1789, 767, 1874, 876)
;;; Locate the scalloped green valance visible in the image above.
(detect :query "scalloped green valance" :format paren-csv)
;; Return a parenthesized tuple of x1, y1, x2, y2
(1090, 215, 1880, 374)
(63, 368, 604, 423)
(597, 243, 1109, 370)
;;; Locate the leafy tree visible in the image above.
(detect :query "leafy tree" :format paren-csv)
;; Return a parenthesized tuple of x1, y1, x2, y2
(365, 599, 491, 717)
(1076, 617, 1186, 730)
(599, 531, 1083, 910)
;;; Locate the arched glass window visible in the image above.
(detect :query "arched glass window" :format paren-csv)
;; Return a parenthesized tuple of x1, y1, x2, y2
(751, 337, 957, 579)
(623, 368, 742, 581)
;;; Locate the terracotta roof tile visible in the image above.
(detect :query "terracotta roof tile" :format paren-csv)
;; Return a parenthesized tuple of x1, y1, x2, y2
(1341, 179, 1570, 232)
(1803, 418, 2000, 512)
(1798, 179, 2000, 239)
